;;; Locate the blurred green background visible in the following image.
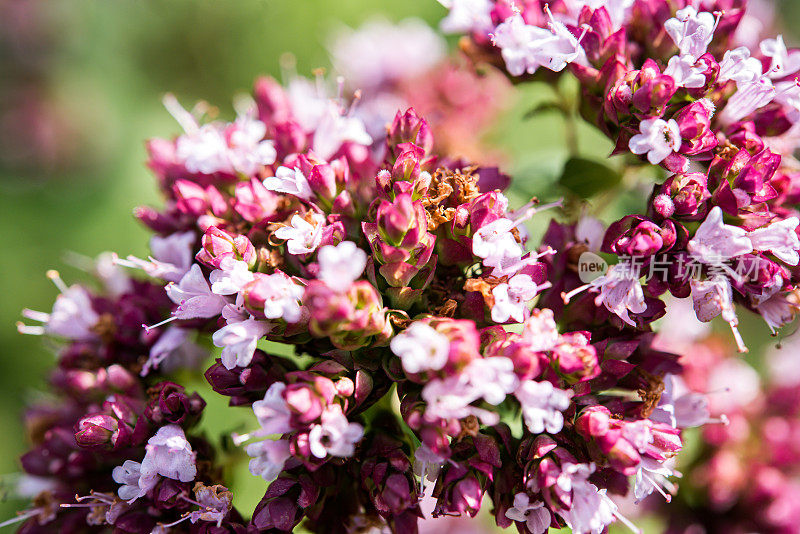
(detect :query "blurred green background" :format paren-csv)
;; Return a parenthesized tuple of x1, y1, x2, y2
(2, 0, 799, 529)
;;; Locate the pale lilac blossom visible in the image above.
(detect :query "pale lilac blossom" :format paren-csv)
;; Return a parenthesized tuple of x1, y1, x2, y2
(718, 46, 763, 86)
(212, 318, 271, 369)
(747, 216, 800, 265)
(505, 493, 551, 534)
(245, 439, 292, 482)
(491, 14, 584, 77)
(490, 274, 548, 324)
(166, 264, 228, 320)
(209, 257, 256, 295)
(761, 34, 800, 79)
(687, 207, 753, 265)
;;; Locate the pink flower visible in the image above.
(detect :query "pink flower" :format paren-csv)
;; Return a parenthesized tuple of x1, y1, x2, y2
(212, 318, 271, 369)
(629, 118, 681, 165)
(390, 322, 450, 374)
(166, 264, 228, 320)
(329, 18, 445, 91)
(317, 241, 367, 292)
(555, 464, 621, 534)
(274, 213, 325, 255)
(514, 380, 572, 434)
(308, 405, 364, 458)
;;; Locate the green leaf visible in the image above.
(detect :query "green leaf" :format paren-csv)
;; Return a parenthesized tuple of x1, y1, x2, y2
(558, 157, 622, 198)
(523, 101, 566, 119)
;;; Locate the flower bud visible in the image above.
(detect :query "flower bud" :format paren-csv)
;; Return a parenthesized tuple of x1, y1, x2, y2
(196, 226, 256, 269)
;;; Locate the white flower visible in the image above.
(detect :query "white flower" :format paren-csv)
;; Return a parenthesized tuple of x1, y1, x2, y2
(213, 318, 271, 369)
(308, 405, 364, 458)
(245, 439, 291, 482)
(491, 274, 545, 324)
(390, 322, 450, 374)
(274, 213, 325, 255)
(413, 443, 446, 490)
(317, 241, 367, 292)
(761, 34, 800, 79)
(757, 292, 798, 333)
(209, 258, 256, 295)
(664, 6, 717, 61)
(492, 14, 584, 77)
(166, 264, 228, 320)
(718, 46, 763, 86)
(747, 216, 800, 265)
(514, 380, 572, 434)
(575, 216, 605, 252)
(252, 382, 293, 436)
(264, 166, 314, 201)
(438, 0, 493, 35)
(629, 118, 682, 165)
(664, 55, 707, 88)
(688, 206, 753, 265)
(505, 493, 551, 534)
